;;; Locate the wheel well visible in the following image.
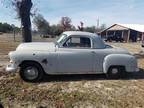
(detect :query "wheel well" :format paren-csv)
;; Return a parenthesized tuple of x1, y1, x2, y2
(19, 60, 45, 73)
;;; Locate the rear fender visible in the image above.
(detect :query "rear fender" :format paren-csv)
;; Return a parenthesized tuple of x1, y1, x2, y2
(103, 54, 137, 73)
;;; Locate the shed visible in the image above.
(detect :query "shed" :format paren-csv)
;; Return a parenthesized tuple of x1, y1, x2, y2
(99, 24, 144, 42)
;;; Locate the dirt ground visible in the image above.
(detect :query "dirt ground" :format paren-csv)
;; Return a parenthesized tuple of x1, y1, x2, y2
(0, 33, 144, 108)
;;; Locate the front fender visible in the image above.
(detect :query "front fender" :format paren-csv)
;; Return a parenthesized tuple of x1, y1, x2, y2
(103, 54, 138, 73)
(8, 51, 46, 70)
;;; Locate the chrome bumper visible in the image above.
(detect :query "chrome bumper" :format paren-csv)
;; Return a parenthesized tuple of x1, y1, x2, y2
(6, 64, 18, 73)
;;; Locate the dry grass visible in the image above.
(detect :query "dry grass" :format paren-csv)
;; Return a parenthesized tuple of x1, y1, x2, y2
(0, 34, 144, 108)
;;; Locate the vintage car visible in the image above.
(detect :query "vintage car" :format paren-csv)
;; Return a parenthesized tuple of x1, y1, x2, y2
(6, 31, 139, 82)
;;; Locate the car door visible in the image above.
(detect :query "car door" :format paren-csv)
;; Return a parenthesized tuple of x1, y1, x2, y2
(56, 36, 94, 74)
(92, 49, 105, 73)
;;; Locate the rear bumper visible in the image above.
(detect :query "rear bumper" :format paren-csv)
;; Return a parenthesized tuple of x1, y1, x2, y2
(6, 64, 18, 73)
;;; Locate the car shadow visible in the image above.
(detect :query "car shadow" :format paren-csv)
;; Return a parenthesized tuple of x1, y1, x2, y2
(40, 68, 144, 82)
(123, 68, 144, 80)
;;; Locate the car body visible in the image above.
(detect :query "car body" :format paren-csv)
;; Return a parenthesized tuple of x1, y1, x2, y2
(6, 31, 139, 82)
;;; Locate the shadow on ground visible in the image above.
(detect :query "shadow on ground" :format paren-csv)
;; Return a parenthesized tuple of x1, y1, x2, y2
(40, 69, 144, 82)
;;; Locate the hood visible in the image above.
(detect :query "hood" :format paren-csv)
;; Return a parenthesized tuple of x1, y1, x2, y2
(16, 42, 56, 51)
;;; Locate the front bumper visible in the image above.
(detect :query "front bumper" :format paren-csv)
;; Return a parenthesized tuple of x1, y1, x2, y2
(6, 63, 18, 73)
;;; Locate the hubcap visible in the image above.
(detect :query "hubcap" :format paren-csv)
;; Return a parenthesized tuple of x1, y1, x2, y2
(24, 66, 39, 80)
(111, 68, 118, 74)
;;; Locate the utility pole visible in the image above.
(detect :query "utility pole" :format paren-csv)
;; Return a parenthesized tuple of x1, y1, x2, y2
(96, 18, 100, 33)
(97, 18, 99, 29)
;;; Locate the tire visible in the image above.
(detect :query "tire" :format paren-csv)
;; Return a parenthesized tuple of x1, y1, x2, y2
(107, 66, 125, 79)
(20, 62, 44, 82)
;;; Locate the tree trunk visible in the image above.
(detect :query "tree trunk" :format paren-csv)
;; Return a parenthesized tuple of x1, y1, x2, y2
(20, 0, 32, 42)
(21, 13, 32, 42)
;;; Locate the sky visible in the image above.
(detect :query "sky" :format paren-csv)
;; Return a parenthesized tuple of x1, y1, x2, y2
(0, 0, 144, 28)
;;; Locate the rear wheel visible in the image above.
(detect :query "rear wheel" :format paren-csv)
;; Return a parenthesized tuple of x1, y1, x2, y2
(20, 62, 44, 82)
(107, 66, 125, 79)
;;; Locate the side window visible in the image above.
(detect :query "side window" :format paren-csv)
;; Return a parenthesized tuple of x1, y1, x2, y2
(63, 36, 91, 48)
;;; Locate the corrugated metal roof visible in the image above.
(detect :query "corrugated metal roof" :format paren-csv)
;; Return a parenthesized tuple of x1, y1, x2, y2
(99, 24, 144, 33)
(107, 24, 128, 31)
(118, 24, 144, 32)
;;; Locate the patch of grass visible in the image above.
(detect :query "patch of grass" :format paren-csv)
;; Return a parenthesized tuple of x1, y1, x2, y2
(1, 74, 144, 108)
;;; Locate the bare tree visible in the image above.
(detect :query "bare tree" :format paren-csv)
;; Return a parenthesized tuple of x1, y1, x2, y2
(60, 17, 72, 31)
(13, 0, 33, 42)
(78, 21, 84, 31)
(33, 14, 50, 35)
(2, 0, 33, 42)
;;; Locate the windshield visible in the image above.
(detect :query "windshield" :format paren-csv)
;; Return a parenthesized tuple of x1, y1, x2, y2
(56, 34, 68, 45)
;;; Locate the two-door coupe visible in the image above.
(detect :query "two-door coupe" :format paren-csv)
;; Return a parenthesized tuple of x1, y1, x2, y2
(6, 31, 139, 82)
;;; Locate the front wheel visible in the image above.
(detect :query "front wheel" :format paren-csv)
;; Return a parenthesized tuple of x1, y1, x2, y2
(107, 66, 125, 79)
(20, 62, 44, 82)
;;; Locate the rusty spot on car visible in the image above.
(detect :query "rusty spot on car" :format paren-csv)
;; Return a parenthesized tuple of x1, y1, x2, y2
(42, 59, 48, 64)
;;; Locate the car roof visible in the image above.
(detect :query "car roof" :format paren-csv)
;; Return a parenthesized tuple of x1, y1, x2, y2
(63, 31, 98, 38)
(63, 31, 106, 49)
